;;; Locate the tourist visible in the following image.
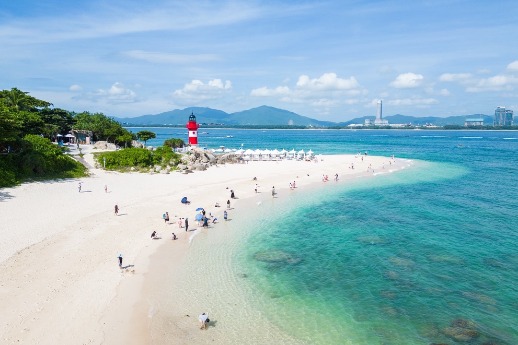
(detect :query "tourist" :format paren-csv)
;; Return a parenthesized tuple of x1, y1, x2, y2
(272, 186, 276, 197)
(118, 253, 123, 268)
(104, 184, 108, 193)
(230, 190, 235, 199)
(78, 182, 82, 193)
(198, 312, 209, 330)
(114, 204, 119, 215)
(185, 218, 189, 232)
(178, 218, 183, 228)
(151, 231, 157, 239)
(172, 233, 177, 240)
(165, 212, 170, 223)
(227, 199, 231, 209)
(224, 210, 228, 221)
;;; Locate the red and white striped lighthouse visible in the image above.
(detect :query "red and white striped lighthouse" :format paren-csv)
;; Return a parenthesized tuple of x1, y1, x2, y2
(186, 112, 200, 146)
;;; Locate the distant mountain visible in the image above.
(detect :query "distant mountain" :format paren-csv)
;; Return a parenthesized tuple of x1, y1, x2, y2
(227, 106, 334, 126)
(115, 105, 335, 126)
(115, 107, 229, 126)
(115, 106, 493, 127)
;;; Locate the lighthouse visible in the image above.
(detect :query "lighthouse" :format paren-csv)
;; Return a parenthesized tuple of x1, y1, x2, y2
(186, 112, 200, 146)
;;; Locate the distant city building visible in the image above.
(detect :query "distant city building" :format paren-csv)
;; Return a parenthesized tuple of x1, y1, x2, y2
(374, 100, 388, 125)
(494, 106, 514, 126)
(465, 118, 484, 127)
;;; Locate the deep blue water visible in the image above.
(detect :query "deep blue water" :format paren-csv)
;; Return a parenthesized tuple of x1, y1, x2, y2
(131, 128, 518, 344)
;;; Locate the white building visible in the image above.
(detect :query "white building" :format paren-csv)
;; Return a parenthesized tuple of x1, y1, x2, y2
(374, 100, 389, 125)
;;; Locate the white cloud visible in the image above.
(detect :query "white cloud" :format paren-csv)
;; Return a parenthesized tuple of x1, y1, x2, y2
(69, 84, 82, 91)
(250, 73, 364, 113)
(387, 98, 438, 106)
(73, 82, 137, 104)
(439, 73, 472, 82)
(173, 79, 232, 103)
(390, 73, 424, 88)
(439, 88, 451, 96)
(507, 60, 518, 72)
(296, 73, 359, 90)
(466, 75, 518, 92)
(250, 86, 290, 97)
(123, 50, 219, 64)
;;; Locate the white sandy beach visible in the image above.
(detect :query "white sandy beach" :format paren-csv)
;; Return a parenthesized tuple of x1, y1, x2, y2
(0, 147, 412, 344)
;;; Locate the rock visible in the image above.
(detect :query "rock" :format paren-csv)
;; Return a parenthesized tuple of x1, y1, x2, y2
(442, 319, 479, 342)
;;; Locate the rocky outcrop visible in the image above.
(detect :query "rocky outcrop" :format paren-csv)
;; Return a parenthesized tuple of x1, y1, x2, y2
(176, 148, 243, 172)
(93, 141, 117, 150)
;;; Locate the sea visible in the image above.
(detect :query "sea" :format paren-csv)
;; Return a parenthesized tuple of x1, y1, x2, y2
(131, 128, 518, 345)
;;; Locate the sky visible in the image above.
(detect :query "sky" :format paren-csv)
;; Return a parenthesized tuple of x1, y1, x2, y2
(1, 0, 518, 122)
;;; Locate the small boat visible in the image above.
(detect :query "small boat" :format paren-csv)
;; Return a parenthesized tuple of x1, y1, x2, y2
(226, 135, 234, 138)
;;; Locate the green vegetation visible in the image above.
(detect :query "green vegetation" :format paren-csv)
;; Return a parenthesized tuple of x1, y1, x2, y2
(74, 111, 135, 147)
(0, 87, 137, 187)
(163, 138, 185, 148)
(136, 130, 156, 146)
(94, 146, 181, 172)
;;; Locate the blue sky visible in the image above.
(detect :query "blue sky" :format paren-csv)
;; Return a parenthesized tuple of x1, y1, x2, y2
(1, 0, 518, 121)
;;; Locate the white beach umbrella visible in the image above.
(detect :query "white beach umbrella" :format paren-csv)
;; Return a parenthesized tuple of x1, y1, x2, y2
(224, 148, 232, 153)
(307, 149, 314, 156)
(236, 149, 245, 155)
(244, 149, 254, 155)
(288, 149, 296, 156)
(262, 149, 271, 155)
(271, 149, 280, 156)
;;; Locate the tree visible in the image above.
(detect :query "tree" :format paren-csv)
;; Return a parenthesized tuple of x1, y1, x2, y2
(136, 130, 156, 146)
(73, 112, 132, 143)
(0, 87, 51, 111)
(163, 138, 185, 149)
(0, 103, 22, 152)
(39, 108, 75, 139)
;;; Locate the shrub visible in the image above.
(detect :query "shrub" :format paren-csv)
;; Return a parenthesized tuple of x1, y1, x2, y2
(95, 148, 154, 170)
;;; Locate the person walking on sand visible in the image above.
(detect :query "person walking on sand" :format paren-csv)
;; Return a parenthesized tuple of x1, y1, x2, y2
(78, 182, 82, 193)
(227, 199, 231, 209)
(114, 204, 119, 215)
(199, 312, 209, 329)
(224, 210, 228, 221)
(164, 212, 170, 224)
(118, 254, 123, 268)
(272, 186, 276, 197)
(104, 184, 108, 193)
(185, 218, 189, 232)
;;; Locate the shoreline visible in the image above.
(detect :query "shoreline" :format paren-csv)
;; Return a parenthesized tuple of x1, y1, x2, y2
(0, 152, 412, 344)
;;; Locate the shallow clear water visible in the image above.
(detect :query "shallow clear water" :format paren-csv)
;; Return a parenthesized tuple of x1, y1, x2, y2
(134, 128, 518, 344)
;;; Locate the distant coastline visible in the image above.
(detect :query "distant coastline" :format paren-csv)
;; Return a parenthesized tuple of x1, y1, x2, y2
(122, 124, 518, 130)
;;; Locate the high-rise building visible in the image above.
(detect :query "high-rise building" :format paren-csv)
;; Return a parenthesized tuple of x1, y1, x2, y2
(374, 100, 388, 125)
(494, 106, 514, 126)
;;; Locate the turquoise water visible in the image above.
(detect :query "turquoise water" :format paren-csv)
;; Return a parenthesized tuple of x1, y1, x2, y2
(134, 128, 518, 344)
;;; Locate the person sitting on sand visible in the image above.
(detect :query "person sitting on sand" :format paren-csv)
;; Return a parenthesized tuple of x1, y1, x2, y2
(151, 231, 157, 239)
(214, 202, 220, 207)
(199, 313, 209, 329)
(172, 233, 177, 240)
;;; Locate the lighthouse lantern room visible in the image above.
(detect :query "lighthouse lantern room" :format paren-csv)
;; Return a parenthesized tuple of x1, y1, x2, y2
(186, 112, 200, 146)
